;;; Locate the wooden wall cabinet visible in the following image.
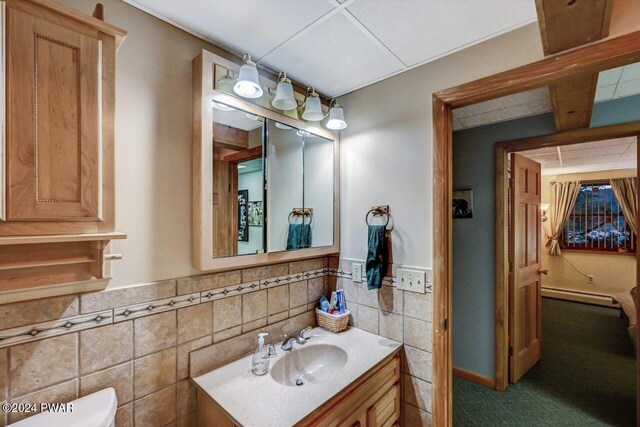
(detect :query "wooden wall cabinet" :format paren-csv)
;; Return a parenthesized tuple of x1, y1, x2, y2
(197, 352, 401, 427)
(0, 0, 126, 303)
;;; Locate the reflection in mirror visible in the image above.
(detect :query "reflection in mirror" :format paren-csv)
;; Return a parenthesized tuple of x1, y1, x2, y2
(266, 121, 304, 252)
(212, 102, 265, 257)
(267, 121, 334, 252)
(304, 133, 334, 248)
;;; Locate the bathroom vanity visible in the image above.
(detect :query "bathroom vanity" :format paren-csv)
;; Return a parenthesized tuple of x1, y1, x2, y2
(193, 328, 402, 426)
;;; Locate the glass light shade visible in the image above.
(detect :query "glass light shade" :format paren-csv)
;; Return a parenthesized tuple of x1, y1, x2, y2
(302, 93, 324, 121)
(272, 78, 297, 110)
(212, 101, 234, 111)
(326, 105, 347, 130)
(217, 74, 235, 93)
(234, 61, 263, 99)
(275, 122, 293, 130)
(540, 203, 550, 212)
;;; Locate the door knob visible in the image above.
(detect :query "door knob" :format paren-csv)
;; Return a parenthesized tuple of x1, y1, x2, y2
(538, 269, 548, 275)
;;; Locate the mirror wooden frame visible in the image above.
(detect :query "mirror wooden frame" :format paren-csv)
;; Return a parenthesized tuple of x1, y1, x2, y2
(192, 49, 340, 272)
(432, 30, 640, 426)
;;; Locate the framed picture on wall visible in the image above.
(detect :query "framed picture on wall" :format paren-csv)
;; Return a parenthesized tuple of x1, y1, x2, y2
(453, 189, 473, 219)
(238, 190, 249, 242)
(248, 201, 263, 226)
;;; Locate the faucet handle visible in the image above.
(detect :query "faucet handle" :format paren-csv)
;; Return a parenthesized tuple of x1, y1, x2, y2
(299, 326, 312, 340)
(266, 344, 277, 357)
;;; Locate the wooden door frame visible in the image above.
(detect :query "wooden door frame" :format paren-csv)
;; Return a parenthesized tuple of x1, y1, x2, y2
(432, 30, 640, 426)
(496, 122, 640, 392)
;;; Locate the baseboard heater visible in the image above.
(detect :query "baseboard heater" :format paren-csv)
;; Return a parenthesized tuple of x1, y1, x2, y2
(542, 286, 618, 308)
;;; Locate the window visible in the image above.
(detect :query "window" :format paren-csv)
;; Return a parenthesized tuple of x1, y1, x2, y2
(562, 182, 635, 253)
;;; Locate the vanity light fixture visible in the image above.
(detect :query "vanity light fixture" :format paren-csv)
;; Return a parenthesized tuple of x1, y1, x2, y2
(272, 72, 297, 110)
(301, 87, 324, 122)
(326, 99, 347, 130)
(234, 53, 263, 99)
(217, 72, 235, 93)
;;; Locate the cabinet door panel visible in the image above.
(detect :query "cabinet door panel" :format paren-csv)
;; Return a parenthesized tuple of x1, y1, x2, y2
(7, 7, 100, 221)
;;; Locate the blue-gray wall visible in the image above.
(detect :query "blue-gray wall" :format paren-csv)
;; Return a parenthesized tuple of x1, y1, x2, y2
(452, 94, 640, 379)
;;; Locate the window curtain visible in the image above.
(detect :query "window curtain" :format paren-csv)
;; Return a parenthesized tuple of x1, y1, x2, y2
(610, 177, 637, 236)
(546, 181, 581, 255)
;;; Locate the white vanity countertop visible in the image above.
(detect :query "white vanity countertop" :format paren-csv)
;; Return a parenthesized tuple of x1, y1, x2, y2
(192, 327, 401, 427)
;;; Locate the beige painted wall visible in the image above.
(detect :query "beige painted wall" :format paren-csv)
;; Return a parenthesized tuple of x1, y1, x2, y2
(59, 0, 225, 287)
(58, 0, 548, 288)
(541, 169, 637, 297)
(339, 23, 545, 268)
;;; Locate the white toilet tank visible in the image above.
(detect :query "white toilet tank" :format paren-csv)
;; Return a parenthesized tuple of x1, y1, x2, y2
(7, 387, 117, 427)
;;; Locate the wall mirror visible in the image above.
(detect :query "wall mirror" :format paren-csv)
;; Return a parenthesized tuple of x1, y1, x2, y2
(193, 49, 339, 271)
(267, 121, 335, 253)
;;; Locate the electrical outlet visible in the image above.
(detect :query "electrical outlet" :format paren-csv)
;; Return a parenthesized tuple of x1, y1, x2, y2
(352, 263, 362, 283)
(397, 268, 426, 294)
(587, 274, 595, 284)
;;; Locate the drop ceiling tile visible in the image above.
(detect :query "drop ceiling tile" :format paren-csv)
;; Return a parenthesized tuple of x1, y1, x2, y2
(620, 62, 640, 82)
(458, 98, 552, 129)
(613, 78, 640, 98)
(523, 147, 558, 156)
(596, 67, 623, 87)
(452, 117, 466, 131)
(563, 155, 624, 167)
(594, 84, 616, 102)
(127, 0, 334, 58)
(561, 138, 632, 151)
(346, 0, 536, 67)
(561, 146, 628, 160)
(260, 12, 404, 96)
(454, 87, 550, 119)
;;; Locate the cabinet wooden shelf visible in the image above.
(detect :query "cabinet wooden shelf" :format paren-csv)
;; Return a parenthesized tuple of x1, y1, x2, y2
(0, 232, 127, 246)
(1, 0, 127, 301)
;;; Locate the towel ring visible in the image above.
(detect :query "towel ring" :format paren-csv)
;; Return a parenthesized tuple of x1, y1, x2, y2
(365, 206, 390, 227)
(288, 209, 314, 226)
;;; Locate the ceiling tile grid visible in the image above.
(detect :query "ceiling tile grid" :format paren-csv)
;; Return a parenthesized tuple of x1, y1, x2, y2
(518, 137, 637, 176)
(124, 0, 537, 97)
(595, 63, 640, 102)
(452, 87, 552, 130)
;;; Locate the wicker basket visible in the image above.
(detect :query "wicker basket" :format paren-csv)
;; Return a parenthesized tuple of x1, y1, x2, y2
(316, 309, 351, 333)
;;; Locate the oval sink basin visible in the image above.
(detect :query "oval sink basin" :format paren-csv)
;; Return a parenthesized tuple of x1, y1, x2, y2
(270, 344, 348, 387)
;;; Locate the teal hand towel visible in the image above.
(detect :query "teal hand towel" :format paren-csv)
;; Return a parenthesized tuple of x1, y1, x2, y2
(287, 223, 312, 250)
(300, 224, 312, 249)
(366, 225, 387, 290)
(287, 224, 302, 250)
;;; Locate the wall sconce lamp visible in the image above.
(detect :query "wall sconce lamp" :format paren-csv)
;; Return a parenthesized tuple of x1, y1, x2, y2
(300, 88, 348, 130)
(234, 53, 263, 99)
(272, 72, 297, 110)
(540, 203, 550, 222)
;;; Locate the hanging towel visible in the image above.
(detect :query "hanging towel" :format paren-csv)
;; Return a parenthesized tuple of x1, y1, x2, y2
(366, 225, 387, 290)
(287, 223, 313, 250)
(287, 223, 303, 250)
(301, 224, 312, 249)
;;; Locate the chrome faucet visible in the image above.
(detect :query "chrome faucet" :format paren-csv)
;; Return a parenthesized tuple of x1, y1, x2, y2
(281, 327, 312, 351)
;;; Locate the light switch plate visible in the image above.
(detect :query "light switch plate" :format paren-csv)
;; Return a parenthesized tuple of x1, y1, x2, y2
(397, 268, 426, 294)
(352, 263, 362, 283)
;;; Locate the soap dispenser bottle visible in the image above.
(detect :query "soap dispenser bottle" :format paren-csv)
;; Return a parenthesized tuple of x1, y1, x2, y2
(252, 332, 270, 376)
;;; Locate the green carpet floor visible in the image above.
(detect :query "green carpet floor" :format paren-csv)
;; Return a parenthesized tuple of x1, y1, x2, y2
(453, 298, 636, 426)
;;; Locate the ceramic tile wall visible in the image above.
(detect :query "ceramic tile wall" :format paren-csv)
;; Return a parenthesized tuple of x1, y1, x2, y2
(333, 258, 434, 425)
(0, 257, 331, 427)
(0, 255, 434, 426)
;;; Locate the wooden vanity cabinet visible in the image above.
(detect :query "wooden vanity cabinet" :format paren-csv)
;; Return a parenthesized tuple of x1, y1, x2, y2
(197, 351, 401, 427)
(302, 352, 401, 427)
(0, 0, 127, 302)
